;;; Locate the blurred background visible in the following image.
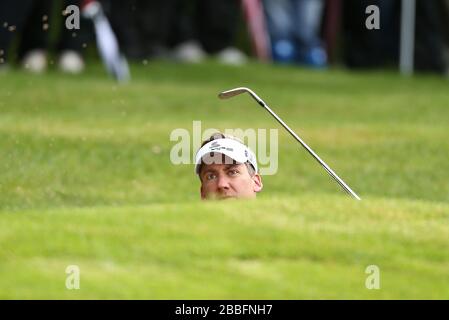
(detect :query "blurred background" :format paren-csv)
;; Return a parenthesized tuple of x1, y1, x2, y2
(1, 0, 448, 75)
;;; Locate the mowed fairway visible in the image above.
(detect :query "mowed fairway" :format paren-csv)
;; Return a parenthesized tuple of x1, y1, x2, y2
(0, 62, 448, 299)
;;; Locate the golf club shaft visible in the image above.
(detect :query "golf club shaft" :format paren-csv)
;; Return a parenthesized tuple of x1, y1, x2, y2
(219, 87, 361, 200)
(258, 98, 361, 200)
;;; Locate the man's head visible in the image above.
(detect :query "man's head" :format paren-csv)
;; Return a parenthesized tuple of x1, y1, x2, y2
(195, 133, 263, 200)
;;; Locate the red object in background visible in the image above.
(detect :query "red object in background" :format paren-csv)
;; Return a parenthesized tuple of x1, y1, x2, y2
(81, 0, 95, 10)
(241, 0, 271, 62)
(322, 0, 342, 64)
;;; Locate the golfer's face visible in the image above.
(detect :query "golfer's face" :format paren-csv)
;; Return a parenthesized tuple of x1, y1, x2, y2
(200, 161, 262, 200)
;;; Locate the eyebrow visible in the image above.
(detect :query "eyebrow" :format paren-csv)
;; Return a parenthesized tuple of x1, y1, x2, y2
(200, 164, 240, 177)
(224, 164, 239, 170)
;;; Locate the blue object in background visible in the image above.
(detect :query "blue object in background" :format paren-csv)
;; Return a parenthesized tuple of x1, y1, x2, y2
(263, 0, 327, 68)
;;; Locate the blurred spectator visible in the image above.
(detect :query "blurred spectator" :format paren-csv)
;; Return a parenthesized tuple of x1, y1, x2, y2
(443, 0, 449, 73)
(169, 0, 247, 65)
(262, 0, 327, 67)
(342, 0, 448, 74)
(342, 0, 399, 68)
(21, 0, 91, 74)
(107, 0, 175, 61)
(0, 0, 34, 69)
(0, 0, 92, 73)
(17, 0, 53, 73)
(108, 0, 246, 65)
(414, 0, 448, 74)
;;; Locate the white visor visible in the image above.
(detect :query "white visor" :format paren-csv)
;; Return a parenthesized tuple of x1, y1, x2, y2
(195, 138, 258, 174)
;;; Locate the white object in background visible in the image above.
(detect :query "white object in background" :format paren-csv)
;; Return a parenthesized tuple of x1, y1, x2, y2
(59, 50, 85, 74)
(83, 1, 130, 82)
(217, 47, 248, 66)
(22, 49, 47, 73)
(171, 41, 206, 63)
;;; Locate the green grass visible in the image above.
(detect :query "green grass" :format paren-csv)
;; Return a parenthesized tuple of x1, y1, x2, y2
(1, 62, 448, 299)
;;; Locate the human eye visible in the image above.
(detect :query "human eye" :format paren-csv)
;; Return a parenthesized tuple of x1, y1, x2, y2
(228, 169, 239, 176)
(205, 173, 217, 181)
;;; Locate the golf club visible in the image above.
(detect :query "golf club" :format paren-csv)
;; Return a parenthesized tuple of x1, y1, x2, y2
(218, 87, 361, 200)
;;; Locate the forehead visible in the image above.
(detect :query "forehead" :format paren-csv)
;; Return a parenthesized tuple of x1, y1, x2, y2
(200, 162, 246, 174)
